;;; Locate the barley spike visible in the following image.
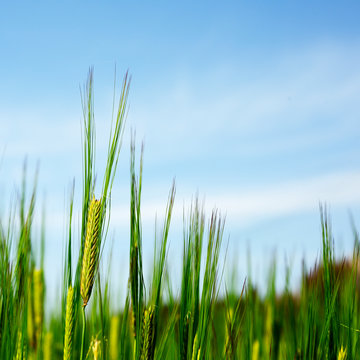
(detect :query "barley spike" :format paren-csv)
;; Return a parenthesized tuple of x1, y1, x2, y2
(80, 196, 102, 307)
(63, 286, 75, 360)
(141, 305, 155, 360)
(33, 269, 44, 344)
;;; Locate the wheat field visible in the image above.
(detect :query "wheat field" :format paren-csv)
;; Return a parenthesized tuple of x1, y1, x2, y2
(0, 70, 359, 360)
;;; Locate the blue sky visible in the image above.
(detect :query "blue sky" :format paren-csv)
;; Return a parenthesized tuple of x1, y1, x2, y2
(1, 2, 360, 305)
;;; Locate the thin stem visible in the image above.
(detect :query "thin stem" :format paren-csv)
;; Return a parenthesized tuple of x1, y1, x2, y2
(80, 306, 86, 360)
(97, 272, 105, 360)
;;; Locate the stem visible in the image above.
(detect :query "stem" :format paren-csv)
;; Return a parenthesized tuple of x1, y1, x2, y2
(97, 272, 105, 360)
(80, 306, 86, 360)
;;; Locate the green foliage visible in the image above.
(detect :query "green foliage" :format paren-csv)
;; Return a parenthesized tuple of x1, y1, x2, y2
(129, 138, 145, 360)
(0, 69, 359, 360)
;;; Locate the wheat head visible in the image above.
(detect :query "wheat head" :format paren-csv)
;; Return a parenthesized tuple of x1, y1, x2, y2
(141, 305, 155, 360)
(63, 285, 75, 360)
(33, 269, 44, 342)
(80, 197, 102, 307)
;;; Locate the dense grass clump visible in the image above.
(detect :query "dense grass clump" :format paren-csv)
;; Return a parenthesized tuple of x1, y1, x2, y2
(0, 70, 359, 359)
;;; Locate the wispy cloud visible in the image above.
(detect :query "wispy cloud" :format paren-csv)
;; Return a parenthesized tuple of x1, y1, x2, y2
(130, 41, 360, 164)
(101, 170, 360, 231)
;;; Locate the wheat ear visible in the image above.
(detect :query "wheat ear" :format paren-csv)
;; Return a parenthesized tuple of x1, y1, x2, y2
(33, 269, 44, 345)
(141, 305, 155, 360)
(63, 285, 75, 360)
(80, 196, 102, 307)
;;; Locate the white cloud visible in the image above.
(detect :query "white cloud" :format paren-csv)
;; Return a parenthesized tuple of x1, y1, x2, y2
(104, 170, 360, 230)
(35, 170, 360, 238)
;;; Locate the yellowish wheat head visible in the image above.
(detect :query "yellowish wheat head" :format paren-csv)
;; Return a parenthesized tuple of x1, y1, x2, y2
(63, 285, 75, 360)
(33, 269, 44, 340)
(141, 305, 155, 360)
(80, 197, 102, 307)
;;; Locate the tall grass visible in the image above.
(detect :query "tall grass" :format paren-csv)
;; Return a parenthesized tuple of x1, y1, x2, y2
(0, 69, 359, 359)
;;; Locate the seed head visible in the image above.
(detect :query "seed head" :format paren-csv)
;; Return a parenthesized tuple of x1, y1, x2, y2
(141, 305, 155, 360)
(33, 269, 44, 340)
(63, 286, 75, 360)
(80, 197, 102, 307)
